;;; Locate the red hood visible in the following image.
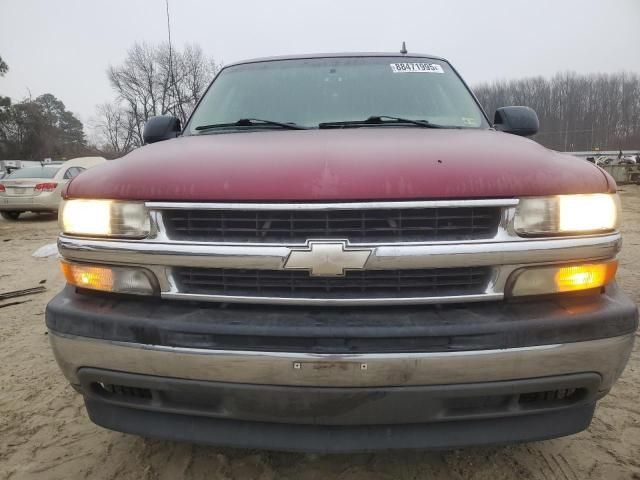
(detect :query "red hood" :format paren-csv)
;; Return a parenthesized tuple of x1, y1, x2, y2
(67, 129, 611, 201)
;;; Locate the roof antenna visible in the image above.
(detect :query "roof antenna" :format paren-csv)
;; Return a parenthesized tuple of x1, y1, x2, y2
(400, 41, 408, 55)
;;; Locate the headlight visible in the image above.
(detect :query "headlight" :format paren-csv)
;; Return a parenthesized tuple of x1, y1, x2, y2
(514, 194, 619, 236)
(507, 260, 617, 297)
(60, 199, 150, 238)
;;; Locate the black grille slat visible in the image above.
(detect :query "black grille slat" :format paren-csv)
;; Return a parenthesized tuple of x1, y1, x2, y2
(182, 271, 487, 280)
(163, 207, 501, 243)
(174, 267, 491, 299)
(168, 214, 498, 223)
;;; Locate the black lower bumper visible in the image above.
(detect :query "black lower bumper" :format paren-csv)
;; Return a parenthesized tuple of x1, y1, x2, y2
(46, 284, 638, 353)
(86, 400, 596, 453)
(79, 368, 599, 453)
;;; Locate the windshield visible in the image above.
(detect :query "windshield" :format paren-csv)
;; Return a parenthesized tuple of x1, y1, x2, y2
(6, 167, 60, 179)
(186, 57, 489, 132)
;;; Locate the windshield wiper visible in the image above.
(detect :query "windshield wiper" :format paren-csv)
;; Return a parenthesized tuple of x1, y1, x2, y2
(318, 115, 447, 129)
(195, 118, 309, 131)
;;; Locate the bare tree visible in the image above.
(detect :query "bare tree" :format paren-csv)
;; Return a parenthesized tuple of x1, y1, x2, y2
(103, 42, 220, 147)
(91, 102, 137, 156)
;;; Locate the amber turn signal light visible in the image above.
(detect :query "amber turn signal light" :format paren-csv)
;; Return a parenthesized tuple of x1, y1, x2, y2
(60, 261, 155, 295)
(508, 260, 618, 297)
(554, 263, 618, 292)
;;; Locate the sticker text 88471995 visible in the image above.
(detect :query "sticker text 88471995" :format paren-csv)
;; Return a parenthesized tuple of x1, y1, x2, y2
(390, 63, 444, 73)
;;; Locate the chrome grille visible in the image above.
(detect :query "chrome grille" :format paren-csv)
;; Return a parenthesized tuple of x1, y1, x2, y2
(161, 206, 502, 243)
(172, 266, 491, 299)
(58, 198, 621, 306)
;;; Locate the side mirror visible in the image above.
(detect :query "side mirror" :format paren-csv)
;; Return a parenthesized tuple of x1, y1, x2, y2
(493, 106, 539, 137)
(143, 115, 181, 144)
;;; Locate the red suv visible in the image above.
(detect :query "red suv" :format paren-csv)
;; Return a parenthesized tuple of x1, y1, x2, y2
(46, 53, 637, 452)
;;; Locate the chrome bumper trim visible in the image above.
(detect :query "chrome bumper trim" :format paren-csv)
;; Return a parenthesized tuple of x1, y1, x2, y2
(160, 291, 504, 306)
(49, 331, 634, 389)
(57, 232, 621, 305)
(58, 233, 621, 270)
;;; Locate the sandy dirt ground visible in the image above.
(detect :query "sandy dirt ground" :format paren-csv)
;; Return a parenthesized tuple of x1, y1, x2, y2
(0, 188, 639, 480)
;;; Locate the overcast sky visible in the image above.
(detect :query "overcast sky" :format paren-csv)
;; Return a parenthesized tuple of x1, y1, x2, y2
(1, 0, 639, 127)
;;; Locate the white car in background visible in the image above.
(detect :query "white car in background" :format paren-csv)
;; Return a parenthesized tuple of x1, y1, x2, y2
(0, 157, 106, 220)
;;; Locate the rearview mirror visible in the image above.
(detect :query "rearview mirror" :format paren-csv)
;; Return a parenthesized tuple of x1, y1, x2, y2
(493, 106, 539, 137)
(143, 115, 181, 144)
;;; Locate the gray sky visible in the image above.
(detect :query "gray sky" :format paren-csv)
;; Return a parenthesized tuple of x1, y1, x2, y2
(1, 0, 639, 127)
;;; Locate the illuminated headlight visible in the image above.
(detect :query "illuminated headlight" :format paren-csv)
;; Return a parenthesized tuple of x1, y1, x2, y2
(60, 199, 150, 238)
(507, 260, 617, 297)
(514, 194, 620, 236)
(60, 261, 156, 295)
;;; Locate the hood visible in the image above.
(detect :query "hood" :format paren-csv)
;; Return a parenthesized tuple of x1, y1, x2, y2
(66, 129, 611, 201)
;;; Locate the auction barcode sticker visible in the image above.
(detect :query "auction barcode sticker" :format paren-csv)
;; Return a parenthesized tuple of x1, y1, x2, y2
(390, 63, 444, 73)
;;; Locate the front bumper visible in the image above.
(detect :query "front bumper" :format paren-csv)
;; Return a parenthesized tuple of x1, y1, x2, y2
(50, 330, 634, 390)
(46, 286, 637, 451)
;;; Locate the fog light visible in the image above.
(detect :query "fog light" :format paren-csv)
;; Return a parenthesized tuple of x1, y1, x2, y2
(60, 261, 156, 295)
(508, 260, 617, 297)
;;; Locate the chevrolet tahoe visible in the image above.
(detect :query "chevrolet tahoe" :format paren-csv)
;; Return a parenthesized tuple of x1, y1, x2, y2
(45, 53, 638, 452)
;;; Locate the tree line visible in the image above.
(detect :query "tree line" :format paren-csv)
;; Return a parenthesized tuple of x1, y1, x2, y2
(0, 55, 89, 160)
(0, 92, 88, 160)
(474, 72, 640, 151)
